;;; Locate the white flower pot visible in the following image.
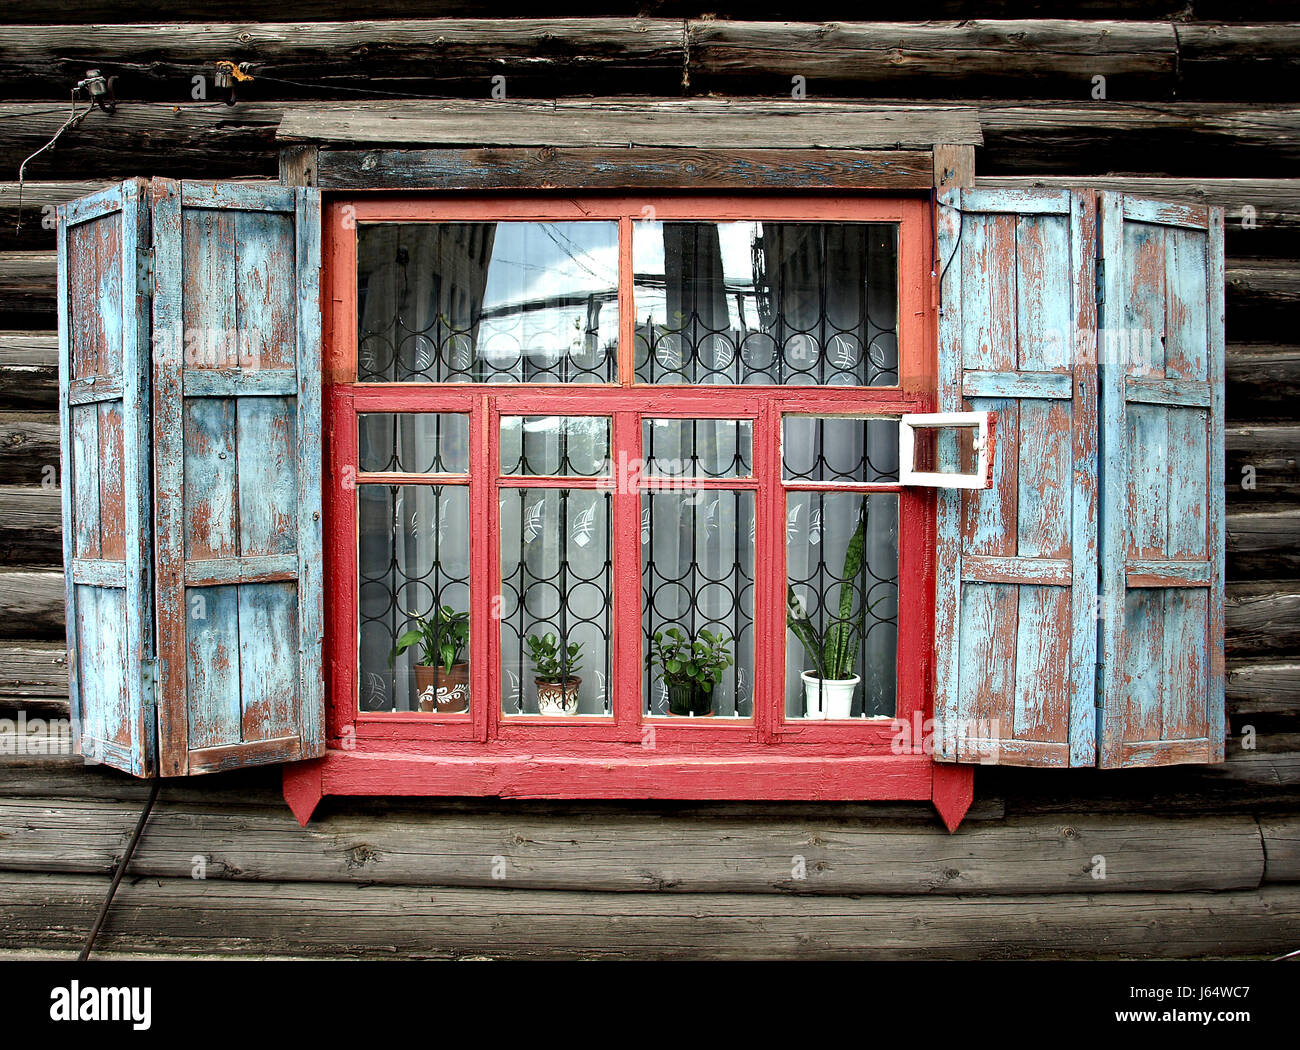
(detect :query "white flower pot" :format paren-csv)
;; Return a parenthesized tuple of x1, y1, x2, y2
(801, 671, 860, 720)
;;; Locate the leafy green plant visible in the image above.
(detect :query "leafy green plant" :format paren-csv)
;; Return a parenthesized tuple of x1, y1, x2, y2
(647, 627, 733, 695)
(390, 606, 469, 674)
(526, 632, 584, 683)
(786, 500, 887, 681)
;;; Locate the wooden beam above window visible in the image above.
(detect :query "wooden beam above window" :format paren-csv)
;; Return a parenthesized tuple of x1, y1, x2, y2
(310, 146, 935, 191)
(276, 99, 983, 151)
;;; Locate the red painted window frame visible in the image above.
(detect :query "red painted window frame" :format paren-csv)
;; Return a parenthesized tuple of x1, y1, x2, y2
(286, 193, 974, 829)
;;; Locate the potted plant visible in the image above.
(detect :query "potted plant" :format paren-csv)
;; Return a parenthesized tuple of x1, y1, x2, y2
(390, 605, 470, 713)
(786, 503, 879, 719)
(526, 632, 584, 716)
(647, 626, 733, 716)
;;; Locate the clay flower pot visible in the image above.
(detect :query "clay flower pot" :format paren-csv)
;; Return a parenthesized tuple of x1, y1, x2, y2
(415, 663, 470, 713)
(536, 676, 581, 716)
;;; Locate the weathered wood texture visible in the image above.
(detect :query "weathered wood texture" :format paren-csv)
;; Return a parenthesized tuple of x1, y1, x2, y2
(3, 21, 1299, 100)
(146, 181, 324, 777)
(7, 100, 1300, 179)
(0, 486, 60, 562)
(3, 872, 1297, 959)
(2, 3, 1294, 24)
(934, 187, 1097, 768)
(278, 99, 985, 148)
(0, 798, 1278, 893)
(315, 147, 935, 190)
(0, 333, 58, 407)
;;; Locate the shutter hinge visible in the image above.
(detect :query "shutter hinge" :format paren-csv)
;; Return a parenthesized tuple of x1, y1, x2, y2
(136, 246, 154, 292)
(1095, 258, 1104, 309)
(141, 656, 158, 712)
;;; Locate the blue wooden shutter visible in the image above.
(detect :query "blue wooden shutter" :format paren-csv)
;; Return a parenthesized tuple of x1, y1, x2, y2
(150, 180, 323, 776)
(933, 188, 1098, 767)
(1097, 195, 1225, 768)
(57, 180, 156, 776)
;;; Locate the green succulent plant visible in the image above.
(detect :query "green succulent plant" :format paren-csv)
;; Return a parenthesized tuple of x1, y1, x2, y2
(526, 632, 584, 683)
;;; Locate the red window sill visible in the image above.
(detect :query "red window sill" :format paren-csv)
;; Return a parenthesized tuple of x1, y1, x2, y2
(282, 748, 974, 832)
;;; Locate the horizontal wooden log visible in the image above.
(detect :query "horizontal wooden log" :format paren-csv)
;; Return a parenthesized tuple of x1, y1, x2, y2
(1226, 583, 1300, 658)
(0, 332, 56, 409)
(1226, 344, 1300, 422)
(2, 3, 1290, 25)
(0, 570, 63, 639)
(315, 146, 935, 190)
(0, 412, 57, 484)
(0, 485, 60, 564)
(2, 871, 1297, 958)
(973, 101, 1300, 176)
(279, 99, 984, 149)
(688, 20, 1179, 94)
(4, 100, 1299, 179)
(0, 252, 55, 314)
(0, 20, 686, 100)
(1227, 426, 1300, 494)
(1208, 732, 1300, 788)
(0, 640, 65, 697)
(1226, 507, 1300, 578)
(0, 798, 1268, 894)
(4, 20, 1297, 101)
(1260, 816, 1300, 883)
(0, 101, 285, 180)
(1228, 660, 1300, 716)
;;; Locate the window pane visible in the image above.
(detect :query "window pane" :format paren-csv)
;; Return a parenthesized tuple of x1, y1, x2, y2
(642, 418, 753, 479)
(500, 415, 610, 477)
(782, 415, 899, 484)
(359, 413, 469, 474)
(358, 222, 619, 383)
(642, 490, 755, 717)
(499, 488, 612, 716)
(786, 491, 897, 719)
(633, 222, 898, 386)
(358, 484, 470, 714)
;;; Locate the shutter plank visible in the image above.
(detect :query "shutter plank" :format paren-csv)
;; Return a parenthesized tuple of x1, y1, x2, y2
(1099, 193, 1225, 768)
(57, 180, 154, 777)
(934, 188, 1097, 767)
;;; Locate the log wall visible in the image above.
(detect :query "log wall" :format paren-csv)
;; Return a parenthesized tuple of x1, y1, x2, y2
(0, 4, 1297, 959)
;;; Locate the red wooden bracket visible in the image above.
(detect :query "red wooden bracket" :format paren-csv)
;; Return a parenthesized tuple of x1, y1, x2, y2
(931, 762, 975, 832)
(283, 758, 325, 826)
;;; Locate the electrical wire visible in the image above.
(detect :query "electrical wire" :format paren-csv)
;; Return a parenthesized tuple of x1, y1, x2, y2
(79, 778, 160, 962)
(15, 90, 94, 232)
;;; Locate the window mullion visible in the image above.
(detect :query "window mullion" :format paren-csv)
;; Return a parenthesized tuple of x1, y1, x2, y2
(472, 393, 495, 742)
(611, 407, 643, 738)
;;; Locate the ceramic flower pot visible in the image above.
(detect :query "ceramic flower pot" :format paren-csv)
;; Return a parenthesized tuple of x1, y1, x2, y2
(415, 663, 470, 713)
(536, 675, 581, 716)
(801, 671, 859, 720)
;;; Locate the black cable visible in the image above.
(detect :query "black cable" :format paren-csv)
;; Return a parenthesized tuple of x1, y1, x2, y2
(936, 196, 964, 314)
(79, 778, 160, 962)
